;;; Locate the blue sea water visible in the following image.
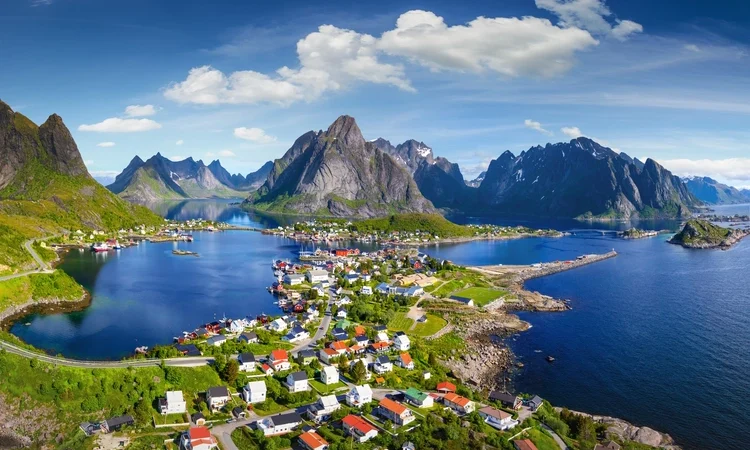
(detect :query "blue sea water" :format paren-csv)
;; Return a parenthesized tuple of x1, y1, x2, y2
(10, 201, 750, 449)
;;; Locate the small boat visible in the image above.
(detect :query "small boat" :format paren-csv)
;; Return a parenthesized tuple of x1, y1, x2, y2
(91, 242, 110, 252)
(534, 350, 542, 353)
(24, 322, 31, 326)
(546, 356, 556, 363)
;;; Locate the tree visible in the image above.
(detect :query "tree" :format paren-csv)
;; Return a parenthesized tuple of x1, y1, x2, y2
(222, 359, 240, 384)
(309, 289, 318, 300)
(213, 353, 228, 375)
(338, 355, 350, 371)
(350, 360, 367, 383)
(428, 352, 438, 367)
(133, 398, 151, 424)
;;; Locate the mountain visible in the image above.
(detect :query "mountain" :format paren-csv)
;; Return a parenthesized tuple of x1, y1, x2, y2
(0, 100, 161, 271)
(108, 155, 251, 204)
(683, 176, 750, 205)
(244, 161, 274, 190)
(246, 115, 435, 217)
(373, 138, 435, 174)
(466, 171, 486, 188)
(477, 138, 699, 219)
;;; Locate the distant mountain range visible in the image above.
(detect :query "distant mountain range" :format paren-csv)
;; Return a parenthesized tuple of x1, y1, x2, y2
(682, 176, 750, 205)
(107, 154, 272, 204)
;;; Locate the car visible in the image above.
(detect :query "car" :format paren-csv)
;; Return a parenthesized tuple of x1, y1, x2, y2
(226, 418, 236, 423)
(319, 326, 324, 330)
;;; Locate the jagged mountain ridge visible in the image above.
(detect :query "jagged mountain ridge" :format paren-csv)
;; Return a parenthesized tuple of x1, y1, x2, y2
(477, 138, 699, 219)
(466, 171, 486, 188)
(247, 116, 435, 217)
(683, 176, 750, 205)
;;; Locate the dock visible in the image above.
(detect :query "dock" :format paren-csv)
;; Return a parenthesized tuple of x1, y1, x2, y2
(470, 250, 618, 282)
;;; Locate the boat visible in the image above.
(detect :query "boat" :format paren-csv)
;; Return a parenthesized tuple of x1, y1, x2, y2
(91, 242, 110, 252)
(134, 346, 149, 354)
(546, 356, 556, 363)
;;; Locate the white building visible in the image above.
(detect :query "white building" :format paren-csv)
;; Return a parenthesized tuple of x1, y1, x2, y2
(206, 386, 231, 411)
(320, 365, 340, 385)
(393, 332, 411, 351)
(306, 394, 341, 423)
(159, 390, 186, 415)
(478, 406, 518, 430)
(373, 355, 393, 374)
(238, 353, 256, 372)
(346, 384, 373, 408)
(306, 269, 329, 284)
(360, 286, 373, 295)
(284, 274, 305, 285)
(242, 380, 267, 404)
(270, 318, 288, 332)
(286, 371, 309, 393)
(255, 412, 303, 436)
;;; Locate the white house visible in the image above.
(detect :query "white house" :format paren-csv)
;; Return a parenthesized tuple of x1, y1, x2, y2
(242, 380, 267, 404)
(336, 309, 348, 319)
(180, 426, 218, 450)
(286, 371, 309, 393)
(478, 406, 518, 430)
(337, 296, 352, 306)
(396, 353, 414, 370)
(346, 384, 373, 408)
(306, 269, 329, 284)
(159, 391, 186, 415)
(282, 326, 310, 343)
(320, 365, 340, 385)
(373, 355, 393, 374)
(360, 286, 373, 295)
(206, 386, 231, 411)
(206, 335, 227, 347)
(393, 332, 411, 351)
(404, 388, 434, 408)
(270, 318, 288, 332)
(238, 353, 256, 372)
(376, 331, 389, 343)
(255, 412, 303, 436)
(342, 414, 379, 443)
(284, 274, 305, 285)
(306, 394, 341, 423)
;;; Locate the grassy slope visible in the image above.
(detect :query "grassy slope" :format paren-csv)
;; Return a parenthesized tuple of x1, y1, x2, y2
(671, 219, 731, 246)
(349, 213, 474, 237)
(0, 271, 84, 311)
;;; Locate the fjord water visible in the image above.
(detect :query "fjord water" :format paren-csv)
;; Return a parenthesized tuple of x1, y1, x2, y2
(10, 200, 750, 449)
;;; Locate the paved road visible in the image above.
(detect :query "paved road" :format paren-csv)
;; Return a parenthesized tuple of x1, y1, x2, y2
(291, 294, 334, 353)
(541, 423, 569, 450)
(0, 238, 56, 282)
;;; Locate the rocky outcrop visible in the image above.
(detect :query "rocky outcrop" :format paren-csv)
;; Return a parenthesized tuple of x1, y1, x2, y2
(669, 219, 750, 249)
(557, 409, 681, 449)
(247, 116, 435, 217)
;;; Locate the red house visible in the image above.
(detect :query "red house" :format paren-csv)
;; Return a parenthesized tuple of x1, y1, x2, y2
(437, 381, 456, 393)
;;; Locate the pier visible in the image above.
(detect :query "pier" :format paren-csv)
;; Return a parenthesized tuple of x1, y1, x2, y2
(469, 250, 618, 282)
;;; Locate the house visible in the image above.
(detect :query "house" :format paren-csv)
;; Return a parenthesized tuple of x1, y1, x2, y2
(443, 393, 475, 414)
(320, 365, 340, 385)
(175, 343, 202, 357)
(335, 319, 352, 330)
(243, 380, 267, 404)
(270, 318, 288, 332)
(284, 273, 305, 285)
(403, 442, 416, 450)
(331, 327, 348, 341)
(489, 391, 522, 409)
(298, 430, 329, 450)
(422, 371, 431, 380)
(238, 353, 256, 372)
(329, 340, 348, 354)
(342, 414, 379, 442)
(436, 381, 456, 393)
(404, 387, 434, 408)
(528, 395, 544, 412)
(397, 353, 414, 370)
(373, 355, 393, 374)
(354, 335, 369, 346)
(260, 363, 274, 375)
(478, 406, 518, 430)
(286, 371, 309, 393)
(360, 286, 373, 295)
(361, 273, 372, 282)
(206, 335, 227, 347)
(191, 412, 206, 426)
(269, 349, 291, 371)
(354, 325, 366, 336)
(311, 284, 325, 297)
(344, 273, 359, 284)
(297, 349, 317, 365)
(513, 439, 539, 450)
(376, 330, 390, 343)
(450, 295, 475, 307)
(101, 415, 134, 433)
(239, 331, 259, 343)
(393, 332, 411, 351)
(375, 282, 395, 295)
(594, 442, 621, 450)
(346, 384, 373, 408)
(159, 390, 187, 415)
(368, 341, 390, 354)
(255, 412, 303, 436)
(306, 394, 341, 423)
(378, 398, 415, 426)
(320, 347, 339, 364)
(206, 386, 231, 411)
(336, 309, 348, 319)
(79, 422, 99, 437)
(179, 426, 218, 450)
(283, 325, 310, 343)
(307, 269, 329, 284)
(232, 406, 248, 419)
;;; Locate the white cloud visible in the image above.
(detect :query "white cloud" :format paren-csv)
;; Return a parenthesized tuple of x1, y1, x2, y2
(684, 44, 701, 53)
(96, 142, 116, 148)
(206, 150, 236, 158)
(234, 127, 277, 144)
(78, 118, 162, 132)
(168, 155, 186, 161)
(176, 139, 184, 146)
(378, 10, 597, 78)
(124, 104, 158, 117)
(658, 158, 750, 183)
(535, 0, 642, 40)
(561, 126, 583, 138)
(524, 119, 552, 135)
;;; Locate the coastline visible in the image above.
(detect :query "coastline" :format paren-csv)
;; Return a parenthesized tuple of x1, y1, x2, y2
(0, 291, 91, 331)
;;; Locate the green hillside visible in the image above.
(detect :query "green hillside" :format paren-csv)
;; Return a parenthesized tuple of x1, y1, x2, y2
(349, 213, 474, 237)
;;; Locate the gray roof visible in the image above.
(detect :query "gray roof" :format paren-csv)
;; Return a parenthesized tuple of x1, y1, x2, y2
(271, 411, 303, 426)
(239, 352, 255, 362)
(530, 395, 544, 405)
(288, 371, 308, 381)
(376, 355, 391, 364)
(207, 386, 230, 398)
(240, 331, 258, 340)
(490, 391, 519, 403)
(298, 349, 316, 358)
(105, 415, 133, 428)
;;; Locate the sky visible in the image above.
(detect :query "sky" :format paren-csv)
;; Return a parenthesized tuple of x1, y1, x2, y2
(2, 0, 750, 186)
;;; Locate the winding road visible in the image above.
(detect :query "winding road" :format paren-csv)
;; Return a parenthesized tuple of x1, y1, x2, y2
(0, 237, 56, 282)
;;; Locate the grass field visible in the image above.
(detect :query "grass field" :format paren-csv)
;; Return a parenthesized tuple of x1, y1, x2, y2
(524, 428, 562, 450)
(452, 287, 508, 307)
(388, 311, 447, 337)
(309, 379, 347, 394)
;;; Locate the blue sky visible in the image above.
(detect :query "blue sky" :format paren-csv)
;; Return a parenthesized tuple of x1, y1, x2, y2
(2, 0, 750, 186)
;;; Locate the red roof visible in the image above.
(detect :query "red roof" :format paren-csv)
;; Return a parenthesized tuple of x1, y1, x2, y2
(270, 349, 288, 361)
(188, 426, 211, 440)
(513, 439, 539, 450)
(379, 397, 407, 415)
(399, 353, 413, 365)
(330, 341, 348, 351)
(342, 414, 377, 434)
(444, 392, 472, 408)
(437, 381, 456, 392)
(370, 341, 389, 351)
(299, 430, 328, 449)
(354, 326, 366, 335)
(261, 363, 273, 372)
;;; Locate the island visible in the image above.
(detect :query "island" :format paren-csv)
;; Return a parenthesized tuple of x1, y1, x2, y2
(669, 219, 750, 249)
(619, 228, 659, 239)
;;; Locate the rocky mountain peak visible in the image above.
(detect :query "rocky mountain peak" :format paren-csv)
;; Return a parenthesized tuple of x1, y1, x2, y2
(325, 115, 365, 150)
(38, 111, 89, 178)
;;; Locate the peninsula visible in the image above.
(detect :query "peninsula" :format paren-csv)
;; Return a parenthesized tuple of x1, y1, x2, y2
(669, 219, 750, 249)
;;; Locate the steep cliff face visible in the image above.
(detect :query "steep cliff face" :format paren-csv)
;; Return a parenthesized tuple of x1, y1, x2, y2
(478, 138, 699, 219)
(247, 116, 435, 217)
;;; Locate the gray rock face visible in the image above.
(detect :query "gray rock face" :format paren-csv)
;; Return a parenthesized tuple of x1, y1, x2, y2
(683, 176, 750, 205)
(248, 115, 435, 217)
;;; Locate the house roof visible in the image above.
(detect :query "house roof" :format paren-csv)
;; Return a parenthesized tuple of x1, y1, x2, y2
(298, 349, 316, 358)
(105, 415, 134, 428)
(299, 430, 328, 449)
(322, 366, 338, 376)
(342, 414, 377, 434)
(399, 353, 413, 365)
(379, 398, 407, 415)
(288, 371, 308, 381)
(444, 393, 473, 408)
(191, 412, 205, 422)
(332, 327, 346, 335)
(322, 348, 338, 357)
(271, 412, 303, 426)
(241, 331, 258, 340)
(489, 391, 519, 404)
(318, 394, 340, 408)
(239, 352, 255, 362)
(188, 426, 212, 440)
(376, 355, 391, 364)
(207, 386, 230, 398)
(270, 349, 288, 361)
(370, 341, 389, 350)
(352, 384, 372, 396)
(479, 406, 511, 420)
(166, 391, 183, 403)
(530, 395, 544, 405)
(405, 387, 428, 402)
(354, 326, 366, 335)
(261, 363, 273, 372)
(513, 439, 539, 450)
(437, 381, 456, 392)
(246, 380, 266, 391)
(330, 341, 348, 351)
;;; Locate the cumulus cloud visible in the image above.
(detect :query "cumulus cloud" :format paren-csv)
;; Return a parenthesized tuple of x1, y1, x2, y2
(658, 158, 750, 183)
(96, 142, 116, 148)
(206, 150, 236, 158)
(234, 127, 277, 144)
(165, 7, 611, 105)
(561, 126, 583, 138)
(78, 118, 162, 133)
(524, 119, 552, 135)
(535, 0, 642, 41)
(124, 104, 158, 117)
(176, 139, 184, 146)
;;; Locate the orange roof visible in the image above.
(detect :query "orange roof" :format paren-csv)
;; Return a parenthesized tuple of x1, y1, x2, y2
(349, 344, 363, 352)
(330, 341, 348, 351)
(437, 381, 456, 392)
(370, 341, 389, 350)
(342, 414, 377, 434)
(375, 377, 385, 384)
(270, 349, 288, 361)
(299, 430, 328, 449)
(322, 348, 338, 356)
(354, 326, 366, 335)
(261, 363, 273, 372)
(399, 353, 413, 365)
(379, 397, 407, 415)
(513, 439, 539, 450)
(188, 426, 211, 440)
(444, 392, 472, 407)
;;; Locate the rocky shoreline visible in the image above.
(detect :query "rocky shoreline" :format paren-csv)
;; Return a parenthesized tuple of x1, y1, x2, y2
(0, 293, 90, 331)
(558, 409, 681, 449)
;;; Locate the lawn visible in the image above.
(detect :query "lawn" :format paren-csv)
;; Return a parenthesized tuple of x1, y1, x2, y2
(523, 427, 562, 450)
(251, 398, 288, 417)
(151, 412, 190, 426)
(387, 312, 447, 337)
(309, 379, 347, 394)
(387, 311, 414, 332)
(430, 280, 466, 298)
(452, 287, 508, 307)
